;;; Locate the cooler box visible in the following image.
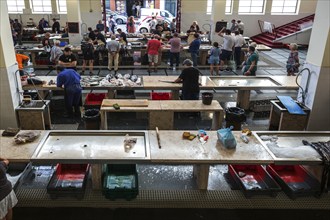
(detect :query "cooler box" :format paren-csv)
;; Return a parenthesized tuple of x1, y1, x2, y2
(266, 165, 321, 199)
(84, 93, 107, 109)
(228, 165, 281, 198)
(102, 164, 138, 201)
(47, 164, 90, 199)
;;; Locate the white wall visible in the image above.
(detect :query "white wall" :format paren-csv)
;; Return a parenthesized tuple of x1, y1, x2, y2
(1, 0, 22, 129)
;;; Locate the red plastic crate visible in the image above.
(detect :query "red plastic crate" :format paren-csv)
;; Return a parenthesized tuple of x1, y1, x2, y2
(151, 92, 172, 100)
(228, 165, 281, 198)
(47, 164, 90, 199)
(266, 165, 321, 199)
(84, 93, 106, 109)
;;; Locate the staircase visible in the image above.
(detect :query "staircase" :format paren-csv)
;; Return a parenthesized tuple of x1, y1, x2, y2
(251, 14, 315, 48)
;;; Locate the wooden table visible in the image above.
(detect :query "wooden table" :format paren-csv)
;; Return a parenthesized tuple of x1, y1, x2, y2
(100, 100, 224, 130)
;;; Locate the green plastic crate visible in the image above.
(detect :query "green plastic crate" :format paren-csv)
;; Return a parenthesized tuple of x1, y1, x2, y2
(102, 164, 138, 201)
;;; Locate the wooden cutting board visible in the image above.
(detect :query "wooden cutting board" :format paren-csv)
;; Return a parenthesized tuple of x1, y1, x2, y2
(102, 99, 149, 107)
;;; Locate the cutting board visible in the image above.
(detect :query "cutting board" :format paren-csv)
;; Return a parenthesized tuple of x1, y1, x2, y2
(102, 99, 149, 107)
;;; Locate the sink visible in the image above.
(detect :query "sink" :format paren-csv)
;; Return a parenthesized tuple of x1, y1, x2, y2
(31, 131, 150, 163)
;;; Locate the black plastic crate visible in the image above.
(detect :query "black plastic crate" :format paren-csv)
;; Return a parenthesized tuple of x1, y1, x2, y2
(228, 165, 281, 198)
(47, 164, 90, 199)
(102, 164, 138, 201)
(21, 165, 56, 189)
(7, 162, 32, 191)
(266, 165, 321, 199)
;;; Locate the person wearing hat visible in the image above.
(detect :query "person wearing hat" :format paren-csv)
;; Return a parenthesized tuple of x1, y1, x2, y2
(286, 43, 300, 76)
(174, 59, 200, 100)
(56, 66, 82, 118)
(58, 47, 77, 70)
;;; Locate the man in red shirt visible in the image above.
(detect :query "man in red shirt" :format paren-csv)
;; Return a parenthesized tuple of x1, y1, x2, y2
(146, 35, 162, 73)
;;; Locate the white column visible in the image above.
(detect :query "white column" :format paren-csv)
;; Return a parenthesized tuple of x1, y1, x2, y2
(298, 0, 330, 130)
(66, 0, 82, 45)
(0, 0, 22, 128)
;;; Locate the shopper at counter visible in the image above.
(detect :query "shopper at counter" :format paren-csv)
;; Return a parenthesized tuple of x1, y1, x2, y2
(88, 27, 96, 41)
(56, 66, 82, 118)
(58, 47, 77, 70)
(242, 46, 258, 76)
(15, 51, 30, 76)
(107, 35, 120, 74)
(0, 157, 18, 220)
(96, 20, 105, 32)
(147, 35, 162, 73)
(174, 59, 200, 100)
(189, 33, 201, 67)
(117, 28, 128, 45)
(52, 18, 61, 33)
(218, 28, 235, 70)
(50, 40, 63, 65)
(168, 33, 182, 70)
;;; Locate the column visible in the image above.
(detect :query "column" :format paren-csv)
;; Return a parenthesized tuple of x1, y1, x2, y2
(66, 0, 82, 45)
(0, 0, 22, 128)
(298, 0, 330, 130)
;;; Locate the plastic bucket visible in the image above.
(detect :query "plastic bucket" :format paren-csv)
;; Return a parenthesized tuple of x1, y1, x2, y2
(202, 92, 213, 105)
(83, 109, 100, 130)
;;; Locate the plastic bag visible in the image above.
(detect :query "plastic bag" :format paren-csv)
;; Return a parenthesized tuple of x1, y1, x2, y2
(217, 127, 237, 149)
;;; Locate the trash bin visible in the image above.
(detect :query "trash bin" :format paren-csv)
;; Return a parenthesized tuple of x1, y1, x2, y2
(202, 92, 213, 105)
(225, 107, 246, 130)
(84, 109, 100, 130)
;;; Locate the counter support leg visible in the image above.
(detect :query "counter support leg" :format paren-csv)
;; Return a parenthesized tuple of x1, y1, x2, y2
(211, 111, 222, 130)
(100, 110, 107, 130)
(91, 164, 102, 190)
(193, 164, 210, 190)
(237, 90, 251, 110)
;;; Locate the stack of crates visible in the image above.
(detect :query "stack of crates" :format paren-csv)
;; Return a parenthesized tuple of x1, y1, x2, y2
(266, 165, 321, 199)
(102, 164, 138, 201)
(47, 164, 90, 199)
(84, 93, 107, 110)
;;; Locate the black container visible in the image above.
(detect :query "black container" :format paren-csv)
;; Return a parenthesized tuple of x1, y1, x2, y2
(83, 109, 100, 130)
(225, 107, 246, 130)
(202, 92, 213, 105)
(228, 165, 281, 198)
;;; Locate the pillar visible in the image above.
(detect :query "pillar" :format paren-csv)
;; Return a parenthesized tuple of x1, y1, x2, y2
(66, 0, 82, 45)
(0, 0, 22, 128)
(298, 0, 330, 130)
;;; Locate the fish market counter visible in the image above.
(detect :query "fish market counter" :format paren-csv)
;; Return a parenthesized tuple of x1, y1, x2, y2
(1, 130, 329, 209)
(22, 75, 299, 107)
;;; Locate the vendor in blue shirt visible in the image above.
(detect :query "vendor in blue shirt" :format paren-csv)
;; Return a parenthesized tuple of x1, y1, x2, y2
(189, 33, 201, 67)
(56, 66, 82, 118)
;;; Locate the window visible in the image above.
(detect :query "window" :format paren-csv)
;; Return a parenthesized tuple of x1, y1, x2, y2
(30, 0, 52, 13)
(238, 0, 265, 14)
(57, 0, 67, 13)
(7, 0, 25, 13)
(271, 0, 300, 14)
(206, 0, 213, 15)
(225, 0, 233, 14)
